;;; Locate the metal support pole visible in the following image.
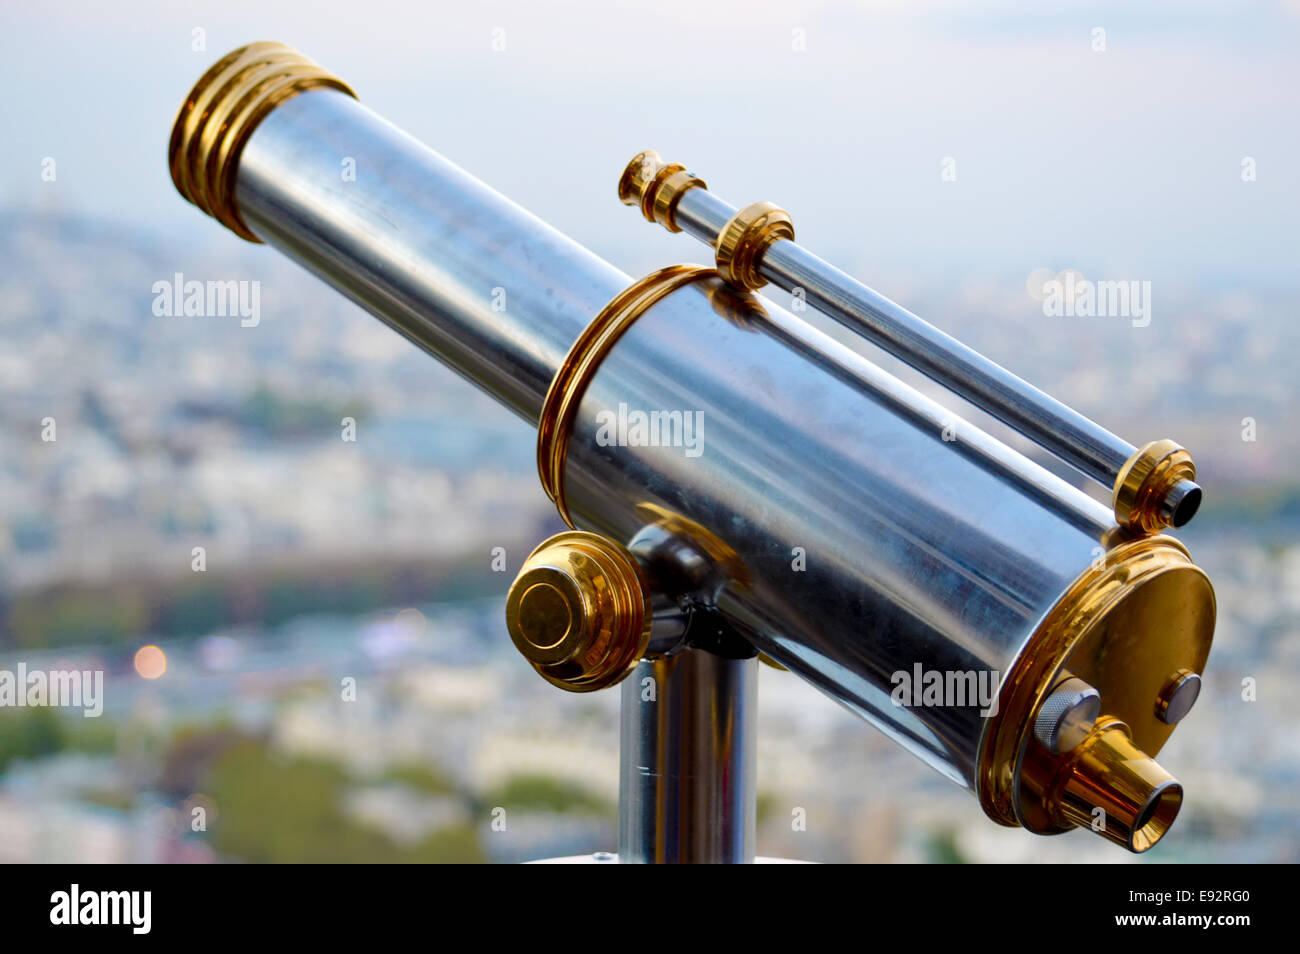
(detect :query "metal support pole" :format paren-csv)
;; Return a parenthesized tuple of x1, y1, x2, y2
(618, 649, 757, 863)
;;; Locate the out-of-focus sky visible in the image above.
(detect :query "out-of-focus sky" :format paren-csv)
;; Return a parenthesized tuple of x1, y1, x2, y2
(2, 0, 1297, 288)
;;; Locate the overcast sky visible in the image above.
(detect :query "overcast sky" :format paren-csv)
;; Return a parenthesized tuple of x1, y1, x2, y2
(2, 0, 1296, 288)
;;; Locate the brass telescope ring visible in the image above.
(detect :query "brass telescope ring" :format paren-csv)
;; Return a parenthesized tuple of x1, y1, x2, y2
(715, 201, 795, 290)
(169, 41, 356, 242)
(1112, 439, 1198, 534)
(537, 264, 715, 527)
(618, 150, 707, 233)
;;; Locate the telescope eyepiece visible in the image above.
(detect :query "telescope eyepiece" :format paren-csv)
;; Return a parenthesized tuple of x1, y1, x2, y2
(1052, 720, 1185, 852)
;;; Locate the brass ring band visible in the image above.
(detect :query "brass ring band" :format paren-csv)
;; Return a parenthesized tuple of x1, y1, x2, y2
(714, 201, 795, 290)
(1112, 440, 1196, 534)
(975, 534, 1213, 833)
(653, 170, 708, 232)
(618, 150, 707, 233)
(168, 41, 356, 242)
(537, 265, 715, 527)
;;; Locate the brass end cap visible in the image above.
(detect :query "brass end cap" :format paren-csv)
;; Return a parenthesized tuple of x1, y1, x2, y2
(715, 201, 795, 290)
(168, 41, 356, 242)
(618, 150, 707, 233)
(1112, 439, 1201, 533)
(506, 532, 652, 692)
(977, 534, 1214, 844)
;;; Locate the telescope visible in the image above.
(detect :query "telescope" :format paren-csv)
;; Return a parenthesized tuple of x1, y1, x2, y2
(169, 43, 1216, 863)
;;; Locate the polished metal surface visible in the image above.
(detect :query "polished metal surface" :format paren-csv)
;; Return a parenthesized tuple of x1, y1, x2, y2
(1156, 669, 1202, 725)
(168, 42, 357, 242)
(993, 535, 1212, 842)
(619, 649, 757, 863)
(1052, 718, 1183, 852)
(527, 853, 807, 863)
(234, 88, 632, 422)
(564, 273, 1117, 788)
(505, 531, 654, 692)
(671, 186, 1202, 521)
(626, 521, 721, 656)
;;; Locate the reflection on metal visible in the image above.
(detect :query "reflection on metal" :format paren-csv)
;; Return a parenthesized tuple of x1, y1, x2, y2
(505, 531, 655, 693)
(619, 648, 757, 863)
(170, 43, 1219, 859)
(1155, 669, 1203, 726)
(714, 201, 796, 291)
(987, 536, 1213, 839)
(620, 152, 1203, 533)
(168, 42, 355, 241)
(618, 150, 708, 234)
(537, 266, 714, 527)
(631, 502, 751, 594)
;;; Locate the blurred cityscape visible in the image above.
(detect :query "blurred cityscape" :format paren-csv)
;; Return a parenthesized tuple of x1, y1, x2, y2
(0, 207, 1296, 864)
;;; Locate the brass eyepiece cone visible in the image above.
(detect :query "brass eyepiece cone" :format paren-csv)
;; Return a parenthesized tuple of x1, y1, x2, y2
(506, 532, 652, 692)
(168, 41, 356, 242)
(1052, 719, 1183, 852)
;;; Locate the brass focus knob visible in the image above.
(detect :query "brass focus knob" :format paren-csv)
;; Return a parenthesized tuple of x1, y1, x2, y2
(506, 531, 652, 692)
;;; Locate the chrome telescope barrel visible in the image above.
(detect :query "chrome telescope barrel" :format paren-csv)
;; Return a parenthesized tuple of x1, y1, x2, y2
(169, 44, 1215, 853)
(620, 153, 1203, 537)
(168, 45, 629, 424)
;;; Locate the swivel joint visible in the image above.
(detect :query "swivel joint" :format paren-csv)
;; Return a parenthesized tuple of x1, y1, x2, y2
(505, 532, 653, 692)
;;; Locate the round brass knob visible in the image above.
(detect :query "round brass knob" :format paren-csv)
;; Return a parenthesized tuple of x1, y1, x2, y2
(506, 531, 652, 692)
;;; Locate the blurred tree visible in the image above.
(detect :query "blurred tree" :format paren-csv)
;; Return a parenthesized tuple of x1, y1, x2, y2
(486, 773, 613, 818)
(200, 736, 485, 863)
(0, 707, 64, 772)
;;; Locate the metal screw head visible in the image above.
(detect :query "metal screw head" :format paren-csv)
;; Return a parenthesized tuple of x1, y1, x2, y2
(1156, 669, 1201, 725)
(1033, 677, 1101, 754)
